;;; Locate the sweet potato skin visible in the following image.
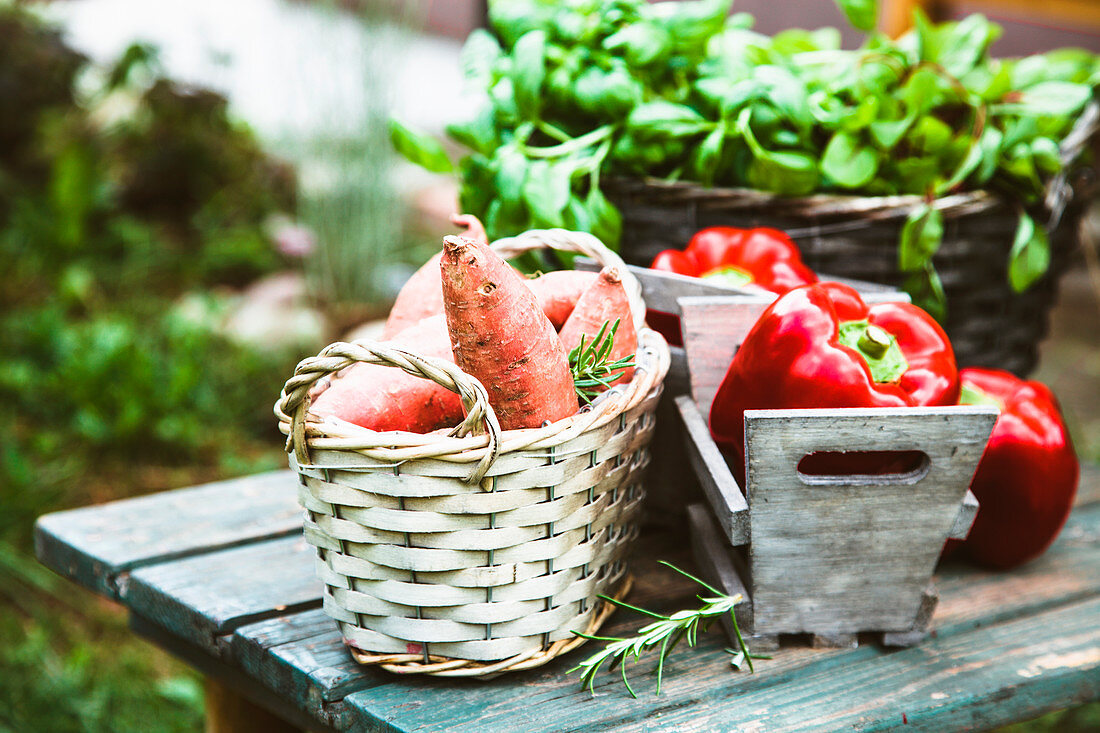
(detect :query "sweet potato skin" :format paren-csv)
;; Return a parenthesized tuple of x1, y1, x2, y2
(441, 235, 578, 430)
(383, 253, 444, 338)
(526, 270, 598, 329)
(309, 315, 463, 433)
(383, 215, 490, 338)
(558, 267, 637, 387)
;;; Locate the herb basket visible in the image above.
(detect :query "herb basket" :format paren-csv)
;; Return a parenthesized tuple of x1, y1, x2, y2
(606, 103, 1099, 377)
(275, 229, 670, 677)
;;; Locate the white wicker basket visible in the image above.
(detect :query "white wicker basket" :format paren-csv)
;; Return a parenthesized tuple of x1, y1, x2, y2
(275, 230, 670, 676)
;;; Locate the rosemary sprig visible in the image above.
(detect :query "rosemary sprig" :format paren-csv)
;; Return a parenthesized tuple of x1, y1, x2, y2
(569, 561, 765, 698)
(568, 318, 636, 404)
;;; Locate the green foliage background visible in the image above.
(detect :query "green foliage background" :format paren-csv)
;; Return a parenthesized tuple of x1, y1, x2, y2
(0, 6, 306, 730)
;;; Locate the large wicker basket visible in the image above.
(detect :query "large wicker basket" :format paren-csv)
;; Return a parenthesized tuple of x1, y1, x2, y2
(607, 103, 1099, 377)
(275, 230, 670, 677)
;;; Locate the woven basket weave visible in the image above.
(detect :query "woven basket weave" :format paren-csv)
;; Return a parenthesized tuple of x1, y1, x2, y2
(607, 102, 1099, 377)
(275, 229, 670, 677)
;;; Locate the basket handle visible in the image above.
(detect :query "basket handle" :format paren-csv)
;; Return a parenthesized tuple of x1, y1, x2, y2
(491, 229, 646, 332)
(275, 340, 501, 484)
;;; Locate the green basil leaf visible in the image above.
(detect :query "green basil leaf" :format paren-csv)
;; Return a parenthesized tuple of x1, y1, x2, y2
(898, 203, 944, 271)
(586, 186, 622, 247)
(445, 104, 499, 157)
(996, 81, 1093, 117)
(627, 101, 710, 138)
(903, 263, 947, 322)
(512, 30, 547, 118)
(939, 126, 1002, 192)
(937, 14, 999, 78)
(495, 147, 529, 209)
(833, 0, 877, 32)
(1031, 137, 1062, 175)
(1008, 211, 1050, 292)
(692, 124, 726, 186)
(821, 131, 879, 189)
(748, 151, 819, 195)
(460, 28, 502, 87)
(869, 111, 916, 150)
(388, 119, 453, 174)
(522, 160, 571, 228)
(907, 115, 953, 154)
(603, 23, 670, 66)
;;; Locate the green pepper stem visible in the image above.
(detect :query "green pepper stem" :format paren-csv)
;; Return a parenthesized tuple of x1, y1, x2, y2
(858, 324, 893, 359)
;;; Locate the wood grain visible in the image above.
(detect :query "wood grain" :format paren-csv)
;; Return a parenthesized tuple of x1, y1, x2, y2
(675, 396, 749, 545)
(34, 470, 302, 598)
(745, 407, 997, 635)
(126, 534, 320, 654)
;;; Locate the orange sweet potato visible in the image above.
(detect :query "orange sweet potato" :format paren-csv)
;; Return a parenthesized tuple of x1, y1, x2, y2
(383, 214, 490, 338)
(441, 235, 578, 430)
(558, 267, 637, 388)
(309, 314, 463, 433)
(525, 270, 598, 329)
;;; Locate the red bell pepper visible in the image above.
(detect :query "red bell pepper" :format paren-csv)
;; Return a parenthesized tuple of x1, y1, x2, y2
(648, 227, 818, 346)
(954, 368, 1078, 570)
(709, 282, 960, 485)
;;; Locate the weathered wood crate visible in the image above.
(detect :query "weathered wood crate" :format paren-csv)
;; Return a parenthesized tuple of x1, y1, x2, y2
(573, 260, 905, 529)
(677, 295, 998, 649)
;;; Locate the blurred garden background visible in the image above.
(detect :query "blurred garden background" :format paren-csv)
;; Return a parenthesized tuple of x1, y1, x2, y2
(1, 0, 1097, 730)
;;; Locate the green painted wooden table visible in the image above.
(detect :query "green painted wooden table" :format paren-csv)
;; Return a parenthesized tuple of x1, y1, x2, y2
(35, 467, 1100, 732)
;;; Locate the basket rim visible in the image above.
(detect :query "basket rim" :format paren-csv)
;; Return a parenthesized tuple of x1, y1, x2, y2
(275, 227, 672, 485)
(278, 327, 670, 480)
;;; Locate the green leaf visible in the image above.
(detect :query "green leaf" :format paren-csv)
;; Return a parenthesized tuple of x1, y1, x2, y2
(459, 28, 502, 87)
(869, 111, 916, 150)
(604, 23, 670, 66)
(996, 81, 1093, 118)
(627, 101, 710, 138)
(522, 160, 571, 228)
(821, 131, 879, 189)
(1008, 211, 1050, 292)
(834, 0, 877, 32)
(587, 186, 623, 247)
(389, 120, 453, 174)
(692, 125, 727, 186)
(898, 203, 944, 271)
(937, 14, 1000, 78)
(903, 264, 947, 322)
(445, 104, 499, 156)
(907, 116, 953, 154)
(512, 30, 547, 118)
(939, 127, 1002, 193)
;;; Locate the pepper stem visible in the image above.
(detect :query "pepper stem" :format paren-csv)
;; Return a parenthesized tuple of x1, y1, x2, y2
(858, 324, 893, 359)
(837, 320, 909, 384)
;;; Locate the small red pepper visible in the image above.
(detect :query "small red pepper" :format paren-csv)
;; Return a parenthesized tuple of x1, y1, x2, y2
(953, 368, 1078, 570)
(709, 282, 960, 485)
(648, 227, 818, 345)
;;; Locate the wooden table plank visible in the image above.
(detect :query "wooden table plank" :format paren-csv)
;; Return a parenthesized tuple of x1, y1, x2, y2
(603, 597, 1100, 733)
(126, 534, 319, 653)
(34, 470, 302, 598)
(338, 500, 1100, 732)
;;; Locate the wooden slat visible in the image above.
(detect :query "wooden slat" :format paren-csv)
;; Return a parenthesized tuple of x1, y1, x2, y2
(126, 535, 320, 653)
(34, 470, 302, 598)
(675, 395, 749, 545)
(745, 406, 996, 635)
(574, 259, 904, 316)
(342, 500, 1100, 732)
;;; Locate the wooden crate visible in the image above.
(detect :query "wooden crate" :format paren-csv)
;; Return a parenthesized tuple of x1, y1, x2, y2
(677, 295, 997, 648)
(573, 259, 905, 529)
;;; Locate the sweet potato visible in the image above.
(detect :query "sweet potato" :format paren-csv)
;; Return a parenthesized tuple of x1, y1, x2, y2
(558, 267, 637, 387)
(441, 235, 578, 430)
(525, 270, 599, 329)
(309, 315, 464, 433)
(383, 214, 489, 338)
